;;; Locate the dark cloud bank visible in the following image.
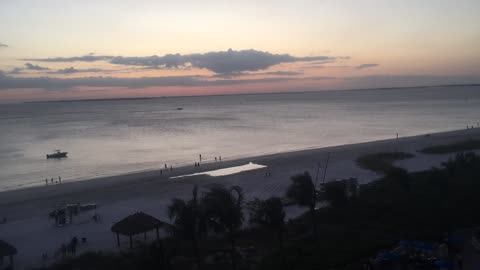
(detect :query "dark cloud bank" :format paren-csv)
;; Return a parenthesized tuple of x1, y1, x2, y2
(5, 49, 477, 92)
(21, 49, 336, 74)
(0, 71, 294, 90)
(1, 69, 479, 92)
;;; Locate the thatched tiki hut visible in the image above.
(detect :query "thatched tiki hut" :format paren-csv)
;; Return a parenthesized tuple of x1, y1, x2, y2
(111, 212, 168, 248)
(0, 239, 17, 268)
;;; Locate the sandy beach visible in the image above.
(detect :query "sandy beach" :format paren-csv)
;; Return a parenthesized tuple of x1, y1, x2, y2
(1, 127, 480, 269)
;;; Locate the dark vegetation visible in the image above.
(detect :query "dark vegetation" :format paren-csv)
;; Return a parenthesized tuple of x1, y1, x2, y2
(420, 139, 480, 154)
(286, 172, 318, 240)
(38, 152, 480, 270)
(356, 152, 414, 173)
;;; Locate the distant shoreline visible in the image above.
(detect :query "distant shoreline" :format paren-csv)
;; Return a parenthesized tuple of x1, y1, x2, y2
(22, 83, 480, 104)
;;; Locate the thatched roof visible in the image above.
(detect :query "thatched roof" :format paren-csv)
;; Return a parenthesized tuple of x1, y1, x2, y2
(0, 240, 17, 257)
(111, 212, 168, 236)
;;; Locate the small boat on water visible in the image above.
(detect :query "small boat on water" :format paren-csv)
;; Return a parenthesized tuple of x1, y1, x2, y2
(46, 150, 68, 159)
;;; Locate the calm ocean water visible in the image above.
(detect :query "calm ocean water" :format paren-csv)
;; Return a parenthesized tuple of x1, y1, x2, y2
(0, 86, 479, 191)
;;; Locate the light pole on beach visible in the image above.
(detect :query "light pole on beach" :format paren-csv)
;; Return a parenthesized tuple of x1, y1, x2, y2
(313, 152, 331, 192)
(322, 153, 330, 186)
(314, 162, 321, 189)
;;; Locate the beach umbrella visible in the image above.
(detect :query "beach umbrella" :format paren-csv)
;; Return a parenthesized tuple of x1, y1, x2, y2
(111, 212, 171, 248)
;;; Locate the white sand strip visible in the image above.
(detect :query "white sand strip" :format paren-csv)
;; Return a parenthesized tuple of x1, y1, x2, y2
(170, 162, 267, 179)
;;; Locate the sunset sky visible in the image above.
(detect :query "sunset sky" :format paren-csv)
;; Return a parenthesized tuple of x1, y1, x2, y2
(1, 0, 479, 102)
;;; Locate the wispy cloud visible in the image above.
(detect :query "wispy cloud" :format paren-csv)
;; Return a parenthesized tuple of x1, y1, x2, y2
(0, 73, 294, 91)
(21, 49, 339, 74)
(0, 73, 479, 92)
(7, 68, 23, 75)
(5, 63, 51, 75)
(355, 63, 379, 69)
(304, 76, 337, 80)
(21, 55, 112, 63)
(212, 70, 303, 78)
(0, 43, 7, 48)
(25, 63, 50, 71)
(48, 67, 110, 74)
(304, 64, 352, 69)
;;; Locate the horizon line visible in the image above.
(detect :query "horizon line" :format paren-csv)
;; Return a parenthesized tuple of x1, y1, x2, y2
(2, 82, 479, 105)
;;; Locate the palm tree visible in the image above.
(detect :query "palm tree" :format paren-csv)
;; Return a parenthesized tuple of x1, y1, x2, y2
(202, 184, 244, 270)
(249, 197, 286, 252)
(286, 171, 318, 240)
(168, 185, 206, 268)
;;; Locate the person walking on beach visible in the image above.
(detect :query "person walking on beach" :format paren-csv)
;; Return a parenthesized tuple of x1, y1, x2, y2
(58, 176, 61, 184)
(51, 178, 54, 184)
(219, 156, 221, 161)
(164, 163, 167, 169)
(170, 165, 173, 172)
(45, 178, 48, 185)
(199, 154, 202, 161)
(215, 157, 217, 162)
